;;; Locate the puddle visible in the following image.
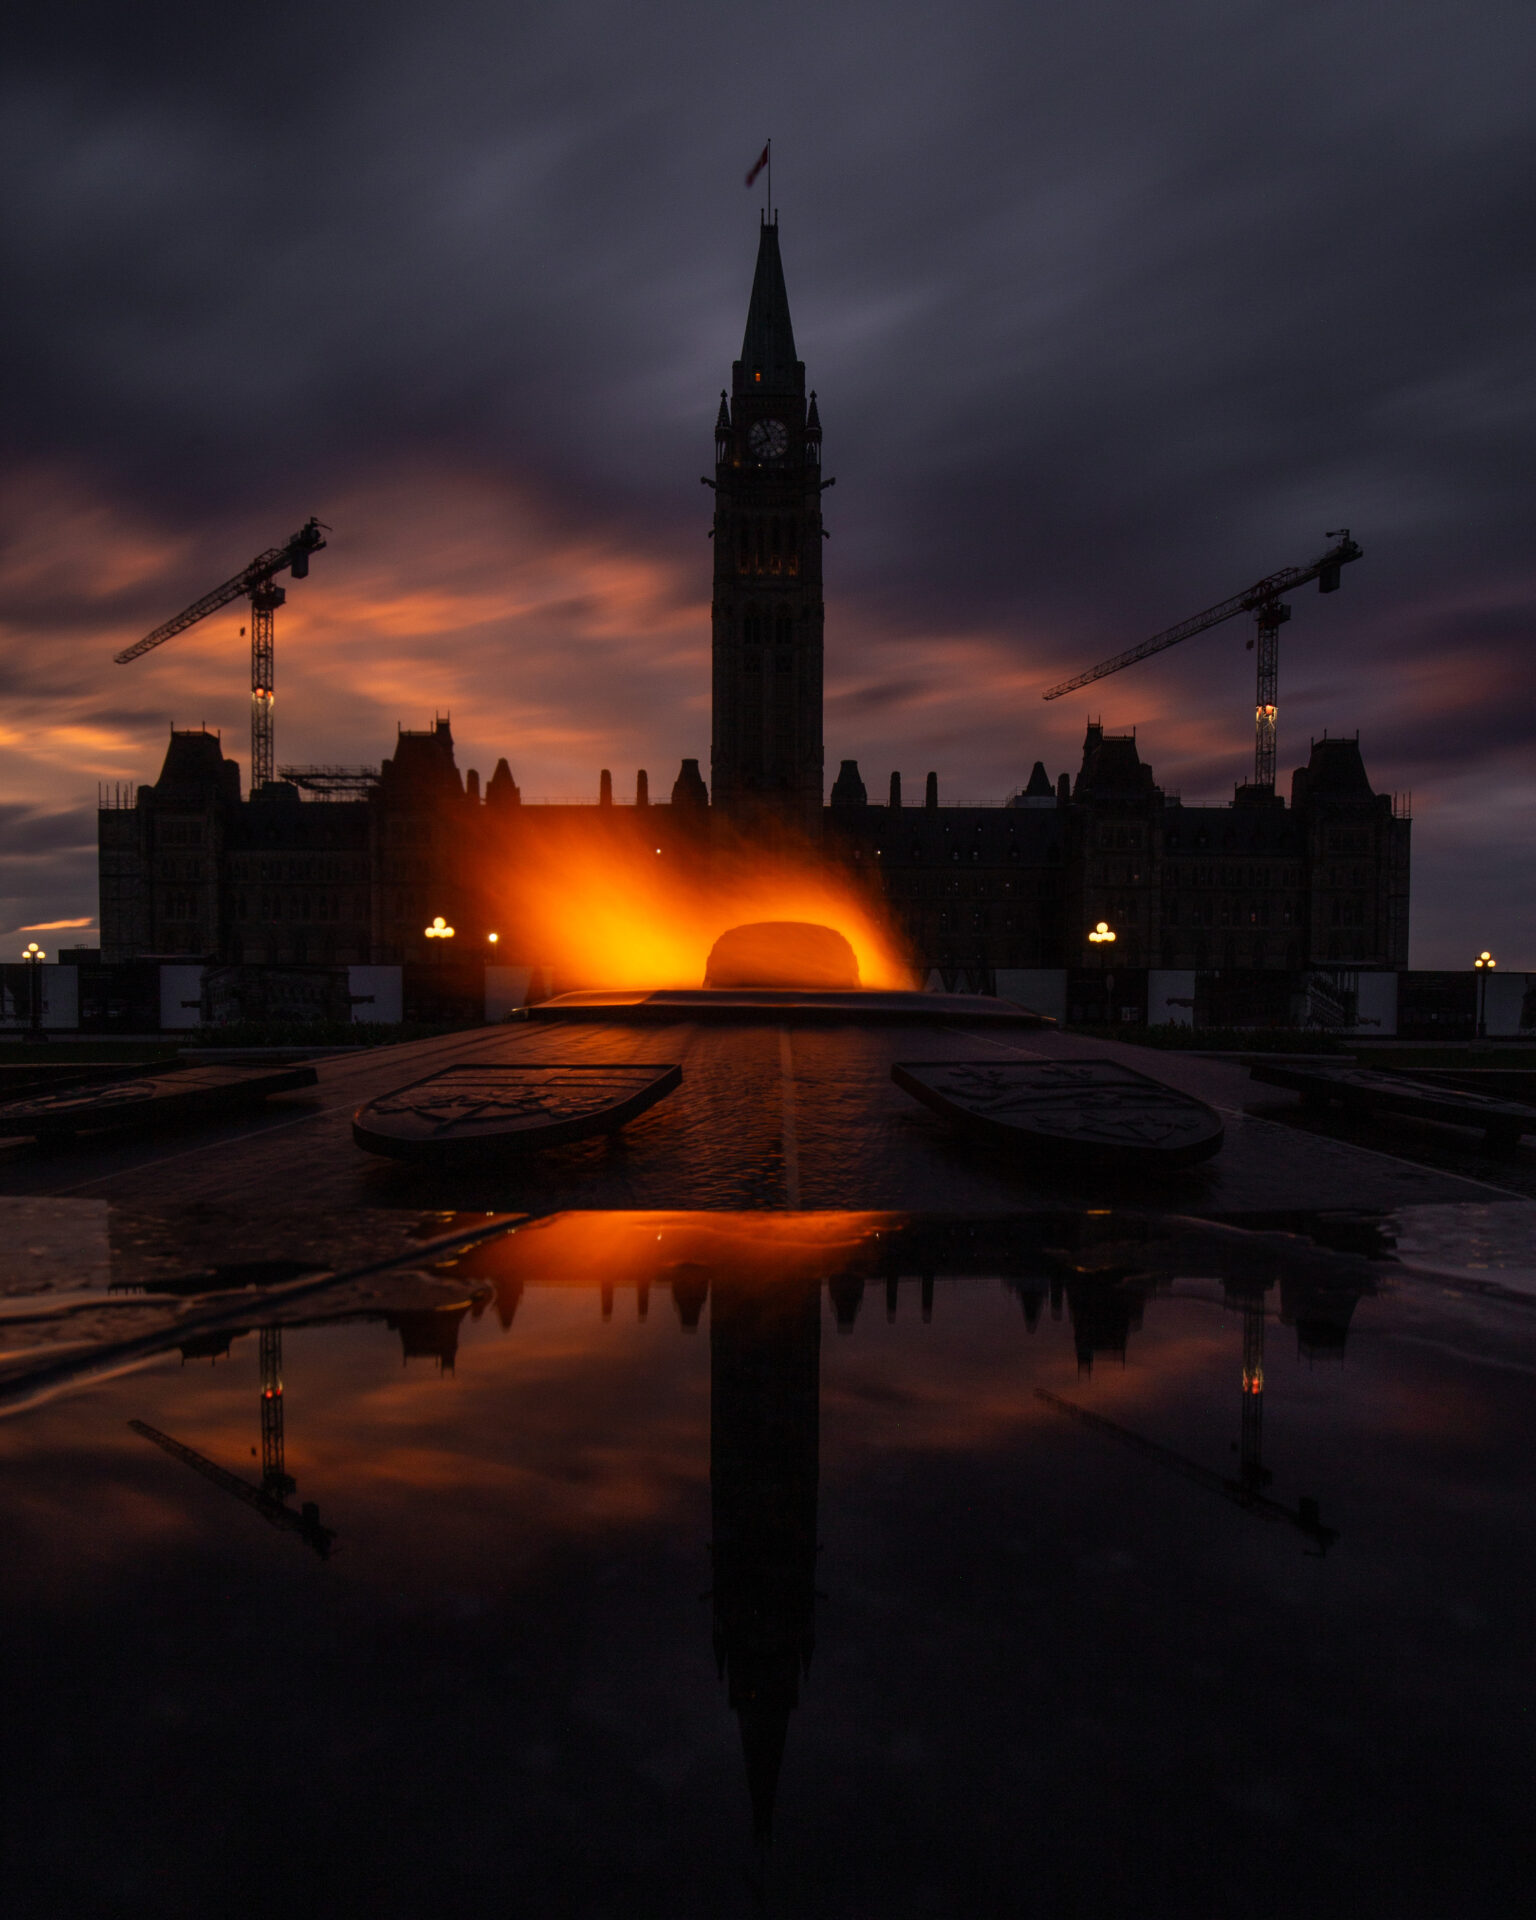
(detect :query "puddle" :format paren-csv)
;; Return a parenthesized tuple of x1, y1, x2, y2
(1385, 1200, 1536, 1298)
(1, 1209, 1531, 1917)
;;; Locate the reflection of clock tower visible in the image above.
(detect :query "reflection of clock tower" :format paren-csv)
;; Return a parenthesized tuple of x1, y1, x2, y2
(709, 219, 827, 831)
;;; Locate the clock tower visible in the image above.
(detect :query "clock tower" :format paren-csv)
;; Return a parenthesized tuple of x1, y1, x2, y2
(709, 219, 827, 831)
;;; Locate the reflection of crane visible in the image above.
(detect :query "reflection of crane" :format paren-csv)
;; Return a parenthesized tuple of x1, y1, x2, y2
(130, 1321, 333, 1558)
(1235, 1285, 1267, 1498)
(115, 518, 328, 790)
(131, 1420, 335, 1558)
(1043, 532, 1362, 789)
(1037, 1338, 1337, 1555)
(259, 1327, 295, 1498)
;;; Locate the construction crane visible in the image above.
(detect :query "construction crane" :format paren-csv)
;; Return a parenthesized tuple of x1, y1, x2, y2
(129, 1321, 334, 1558)
(115, 517, 328, 791)
(1043, 531, 1363, 790)
(1036, 1274, 1338, 1556)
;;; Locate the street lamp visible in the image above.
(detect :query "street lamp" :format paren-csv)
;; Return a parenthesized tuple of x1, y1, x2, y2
(1474, 949, 1496, 1040)
(20, 940, 46, 1039)
(1087, 920, 1117, 1023)
(424, 915, 456, 941)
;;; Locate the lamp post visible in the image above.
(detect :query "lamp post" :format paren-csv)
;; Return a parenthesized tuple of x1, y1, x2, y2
(1474, 949, 1496, 1041)
(1088, 920, 1116, 1025)
(20, 941, 46, 1039)
(422, 915, 458, 1021)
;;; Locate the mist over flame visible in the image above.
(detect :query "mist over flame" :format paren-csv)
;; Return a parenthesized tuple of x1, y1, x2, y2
(488, 813, 912, 991)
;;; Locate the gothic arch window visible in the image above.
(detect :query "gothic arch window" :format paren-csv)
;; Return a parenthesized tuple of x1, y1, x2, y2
(737, 522, 749, 574)
(787, 517, 799, 575)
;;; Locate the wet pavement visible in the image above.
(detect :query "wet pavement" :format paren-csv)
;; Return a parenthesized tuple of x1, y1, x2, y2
(2, 1014, 1534, 1917)
(0, 1012, 1525, 1224)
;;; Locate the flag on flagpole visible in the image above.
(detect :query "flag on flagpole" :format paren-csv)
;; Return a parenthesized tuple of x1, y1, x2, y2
(745, 143, 769, 187)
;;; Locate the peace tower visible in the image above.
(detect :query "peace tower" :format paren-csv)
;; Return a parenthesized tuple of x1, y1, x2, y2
(709, 220, 828, 831)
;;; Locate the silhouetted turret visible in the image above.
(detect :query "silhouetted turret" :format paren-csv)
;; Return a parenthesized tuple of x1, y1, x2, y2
(485, 757, 521, 809)
(827, 1272, 864, 1331)
(671, 758, 709, 811)
(829, 760, 867, 809)
(378, 717, 462, 801)
(672, 1266, 709, 1330)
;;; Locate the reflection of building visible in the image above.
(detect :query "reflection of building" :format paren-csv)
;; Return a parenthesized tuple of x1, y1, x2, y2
(386, 1303, 472, 1372)
(710, 1275, 821, 1844)
(99, 223, 1410, 984)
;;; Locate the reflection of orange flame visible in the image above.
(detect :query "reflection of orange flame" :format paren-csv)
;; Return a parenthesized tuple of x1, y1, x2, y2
(490, 814, 911, 989)
(442, 1211, 906, 1308)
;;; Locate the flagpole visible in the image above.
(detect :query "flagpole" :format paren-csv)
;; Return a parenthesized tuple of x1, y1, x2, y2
(767, 138, 772, 224)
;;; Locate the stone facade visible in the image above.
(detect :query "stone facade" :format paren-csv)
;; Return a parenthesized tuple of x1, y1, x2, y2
(98, 223, 1410, 984)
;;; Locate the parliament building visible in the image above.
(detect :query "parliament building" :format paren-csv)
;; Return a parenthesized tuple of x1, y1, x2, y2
(97, 221, 1411, 1013)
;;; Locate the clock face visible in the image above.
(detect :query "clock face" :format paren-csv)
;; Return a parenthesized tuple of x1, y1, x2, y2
(748, 418, 789, 462)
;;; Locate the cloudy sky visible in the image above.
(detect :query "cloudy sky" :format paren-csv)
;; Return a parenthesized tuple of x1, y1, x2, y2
(3, 0, 1532, 966)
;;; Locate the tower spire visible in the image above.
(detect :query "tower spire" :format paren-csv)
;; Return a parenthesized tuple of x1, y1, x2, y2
(712, 221, 823, 829)
(738, 221, 800, 394)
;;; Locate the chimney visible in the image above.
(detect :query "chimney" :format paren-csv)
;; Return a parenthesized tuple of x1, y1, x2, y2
(925, 771, 938, 809)
(599, 768, 613, 807)
(889, 771, 902, 810)
(636, 769, 649, 807)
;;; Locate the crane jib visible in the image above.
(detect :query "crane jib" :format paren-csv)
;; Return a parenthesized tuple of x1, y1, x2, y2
(113, 522, 326, 664)
(1040, 538, 1361, 701)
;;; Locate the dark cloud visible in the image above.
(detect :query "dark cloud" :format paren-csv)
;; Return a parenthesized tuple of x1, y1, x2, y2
(2, 1, 1534, 962)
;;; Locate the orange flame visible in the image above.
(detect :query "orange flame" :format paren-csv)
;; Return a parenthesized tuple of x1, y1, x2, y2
(488, 812, 912, 990)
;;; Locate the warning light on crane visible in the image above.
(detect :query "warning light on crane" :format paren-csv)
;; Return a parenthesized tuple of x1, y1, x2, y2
(1043, 531, 1362, 790)
(115, 517, 329, 792)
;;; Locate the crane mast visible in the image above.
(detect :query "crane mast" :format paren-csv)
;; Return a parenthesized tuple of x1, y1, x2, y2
(1043, 532, 1362, 789)
(115, 517, 328, 791)
(129, 1320, 331, 1558)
